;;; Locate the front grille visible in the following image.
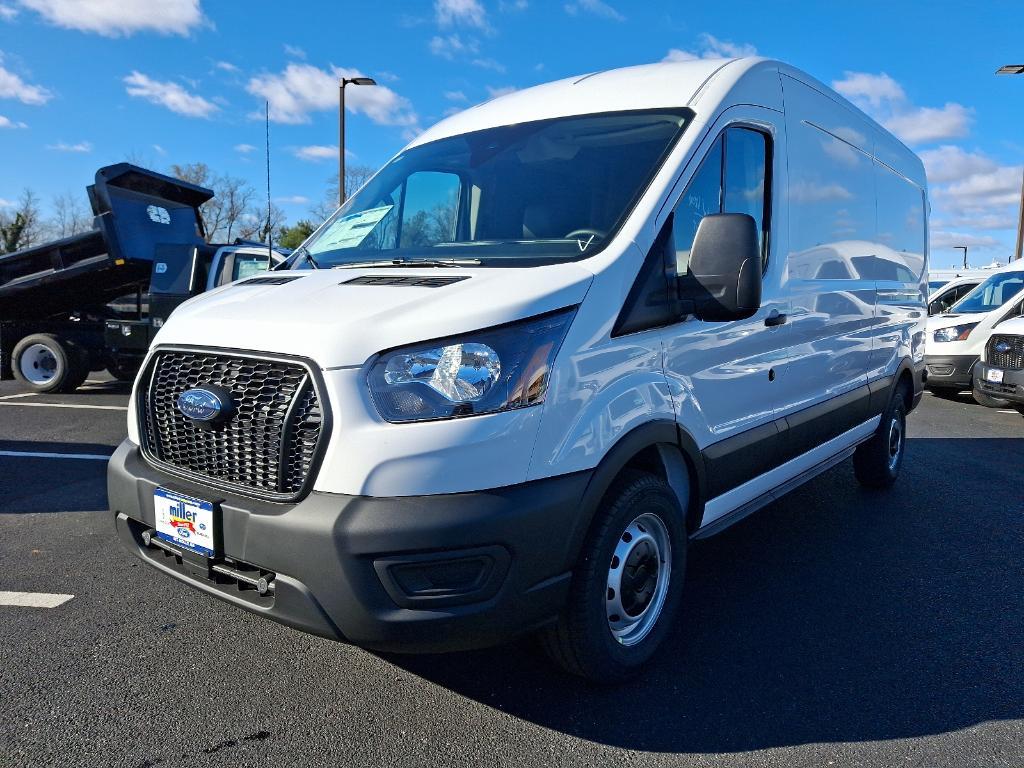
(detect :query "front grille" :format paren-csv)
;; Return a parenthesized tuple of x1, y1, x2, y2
(988, 335, 1024, 370)
(140, 349, 326, 500)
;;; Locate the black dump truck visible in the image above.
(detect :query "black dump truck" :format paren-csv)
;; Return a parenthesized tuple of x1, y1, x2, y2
(0, 164, 285, 392)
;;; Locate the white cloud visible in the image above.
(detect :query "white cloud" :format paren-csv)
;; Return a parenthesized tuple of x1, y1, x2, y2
(0, 114, 27, 128)
(47, 140, 91, 152)
(292, 145, 350, 162)
(124, 71, 219, 118)
(564, 0, 624, 21)
(15, 0, 204, 36)
(247, 63, 418, 127)
(234, 143, 256, 154)
(0, 59, 52, 105)
(152, 143, 166, 155)
(0, 3, 18, 19)
(663, 33, 758, 62)
(275, 195, 309, 205)
(442, 106, 462, 117)
(486, 85, 517, 98)
(429, 33, 478, 60)
(283, 43, 306, 60)
(444, 90, 467, 102)
(884, 103, 972, 145)
(499, 0, 528, 9)
(832, 71, 972, 146)
(471, 57, 506, 73)
(214, 60, 238, 73)
(0, 197, 16, 207)
(919, 145, 998, 184)
(930, 230, 1002, 250)
(435, 0, 487, 29)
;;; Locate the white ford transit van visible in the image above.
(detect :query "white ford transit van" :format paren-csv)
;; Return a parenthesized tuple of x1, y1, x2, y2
(109, 58, 928, 681)
(925, 261, 1024, 402)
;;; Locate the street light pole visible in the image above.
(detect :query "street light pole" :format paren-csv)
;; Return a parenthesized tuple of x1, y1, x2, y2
(338, 76, 377, 207)
(996, 64, 1024, 260)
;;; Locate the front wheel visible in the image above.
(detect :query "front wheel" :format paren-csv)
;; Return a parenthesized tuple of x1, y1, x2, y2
(854, 389, 907, 489)
(540, 471, 687, 682)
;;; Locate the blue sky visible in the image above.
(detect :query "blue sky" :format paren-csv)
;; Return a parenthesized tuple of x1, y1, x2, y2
(0, 0, 1021, 267)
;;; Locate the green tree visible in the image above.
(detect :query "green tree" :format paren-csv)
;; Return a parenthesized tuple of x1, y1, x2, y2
(278, 219, 317, 250)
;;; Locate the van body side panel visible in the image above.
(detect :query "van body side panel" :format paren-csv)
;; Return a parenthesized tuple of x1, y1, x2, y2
(779, 75, 876, 415)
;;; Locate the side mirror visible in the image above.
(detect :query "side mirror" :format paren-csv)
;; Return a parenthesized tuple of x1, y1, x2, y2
(682, 213, 762, 321)
(927, 300, 941, 316)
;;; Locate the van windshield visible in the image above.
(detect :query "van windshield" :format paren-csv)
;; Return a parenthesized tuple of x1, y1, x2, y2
(948, 271, 1024, 314)
(296, 109, 689, 268)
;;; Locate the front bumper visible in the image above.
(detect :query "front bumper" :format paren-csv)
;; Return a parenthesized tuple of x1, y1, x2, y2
(973, 361, 1024, 405)
(108, 440, 593, 653)
(924, 354, 978, 390)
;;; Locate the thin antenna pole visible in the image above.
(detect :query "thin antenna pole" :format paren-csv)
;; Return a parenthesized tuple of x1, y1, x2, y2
(266, 100, 272, 269)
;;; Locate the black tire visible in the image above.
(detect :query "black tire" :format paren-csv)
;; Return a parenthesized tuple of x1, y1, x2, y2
(540, 470, 688, 683)
(854, 387, 908, 489)
(1014, 405, 1024, 417)
(972, 389, 1009, 408)
(11, 333, 89, 393)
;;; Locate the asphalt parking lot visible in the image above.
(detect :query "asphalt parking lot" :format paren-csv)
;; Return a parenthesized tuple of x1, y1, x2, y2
(1, 377, 1022, 768)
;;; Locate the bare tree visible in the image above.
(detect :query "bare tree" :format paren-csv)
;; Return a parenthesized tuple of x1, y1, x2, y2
(49, 191, 93, 239)
(311, 165, 376, 221)
(0, 188, 43, 253)
(169, 163, 257, 243)
(238, 202, 286, 244)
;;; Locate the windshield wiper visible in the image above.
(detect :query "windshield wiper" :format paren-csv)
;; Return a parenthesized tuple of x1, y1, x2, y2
(291, 246, 319, 270)
(331, 258, 482, 269)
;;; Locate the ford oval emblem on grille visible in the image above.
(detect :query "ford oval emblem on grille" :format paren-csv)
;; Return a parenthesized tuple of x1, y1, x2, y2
(994, 340, 1012, 354)
(177, 387, 232, 423)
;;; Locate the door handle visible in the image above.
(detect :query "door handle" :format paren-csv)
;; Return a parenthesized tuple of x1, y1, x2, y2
(764, 311, 788, 327)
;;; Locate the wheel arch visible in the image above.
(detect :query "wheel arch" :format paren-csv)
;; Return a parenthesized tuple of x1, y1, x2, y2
(564, 420, 706, 571)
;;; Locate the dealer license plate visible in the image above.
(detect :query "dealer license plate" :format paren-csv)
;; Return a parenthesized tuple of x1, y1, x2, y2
(154, 488, 216, 557)
(986, 368, 1004, 384)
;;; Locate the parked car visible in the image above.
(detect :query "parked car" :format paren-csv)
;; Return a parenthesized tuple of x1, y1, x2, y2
(928, 275, 983, 316)
(925, 261, 1024, 404)
(109, 57, 927, 681)
(973, 320, 1024, 415)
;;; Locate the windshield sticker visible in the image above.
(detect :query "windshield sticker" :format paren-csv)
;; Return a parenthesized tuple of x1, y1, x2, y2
(314, 205, 394, 250)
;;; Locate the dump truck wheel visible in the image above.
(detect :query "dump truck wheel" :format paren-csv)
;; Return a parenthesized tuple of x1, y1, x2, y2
(12, 334, 89, 393)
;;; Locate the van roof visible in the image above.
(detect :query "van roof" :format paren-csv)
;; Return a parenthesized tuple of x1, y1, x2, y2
(409, 58, 756, 148)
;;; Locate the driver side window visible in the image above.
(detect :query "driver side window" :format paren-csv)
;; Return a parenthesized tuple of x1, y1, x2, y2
(672, 126, 769, 274)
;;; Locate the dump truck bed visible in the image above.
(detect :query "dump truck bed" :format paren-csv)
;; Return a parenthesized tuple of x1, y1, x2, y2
(0, 164, 213, 321)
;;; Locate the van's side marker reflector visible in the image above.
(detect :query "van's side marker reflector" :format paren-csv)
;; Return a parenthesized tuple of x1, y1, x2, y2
(0, 450, 111, 461)
(0, 591, 74, 608)
(0, 402, 127, 411)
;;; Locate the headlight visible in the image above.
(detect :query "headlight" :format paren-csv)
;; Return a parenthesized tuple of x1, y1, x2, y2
(368, 308, 576, 422)
(933, 323, 978, 343)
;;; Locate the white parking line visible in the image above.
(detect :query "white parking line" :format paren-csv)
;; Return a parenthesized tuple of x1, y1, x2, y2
(0, 392, 37, 400)
(0, 401, 127, 411)
(0, 591, 74, 608)
(0, 450, 111, 461)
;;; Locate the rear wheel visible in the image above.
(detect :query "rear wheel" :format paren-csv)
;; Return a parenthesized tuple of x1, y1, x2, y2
(540, 470, 687, 682)
(854, 387, 908, 489)
(12, 333, 89, 393)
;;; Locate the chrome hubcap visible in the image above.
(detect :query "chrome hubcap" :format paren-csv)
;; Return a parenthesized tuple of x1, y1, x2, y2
(19, 343, 58, 385)
(887, 415, 903, 471)
(606, 512, 672, 646)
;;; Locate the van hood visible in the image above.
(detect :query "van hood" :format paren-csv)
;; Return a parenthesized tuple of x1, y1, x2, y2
(926, 313, 977, 331)
(152, 265, 593, 368)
